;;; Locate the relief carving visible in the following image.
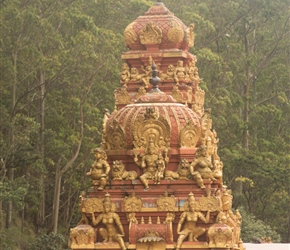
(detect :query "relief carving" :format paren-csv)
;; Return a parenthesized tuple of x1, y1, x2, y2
(124, 22, 138, 47)
(124, 192, 143, 212)
(179, 120, 200, 148)
(157, 192, 176, 211)
(140, 21, 162, 45)
(167, 20, 184, 43)
(106, 119, 126, 150)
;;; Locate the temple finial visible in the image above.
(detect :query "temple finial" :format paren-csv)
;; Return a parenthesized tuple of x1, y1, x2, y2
(149, 61, 161, 93)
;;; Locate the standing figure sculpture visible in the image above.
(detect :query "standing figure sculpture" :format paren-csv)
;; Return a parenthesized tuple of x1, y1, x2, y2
(153, 153, 166, 184)
(176, 193, 210, 249)
(91, 193, 126, 250)
(190, 145, 216, 189)
(86, 148, 110, 190)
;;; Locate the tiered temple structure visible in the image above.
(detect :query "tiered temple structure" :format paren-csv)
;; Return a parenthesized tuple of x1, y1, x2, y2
(69, 1, 245, 250)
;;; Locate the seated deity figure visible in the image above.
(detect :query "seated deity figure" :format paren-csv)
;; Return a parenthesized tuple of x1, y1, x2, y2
(190, 145, 216, 189)
(174, 60, 188, 84)
(120, 63, 130, 86)
(134, 140, 162, 189)
(91, 194, 126, 250)
(176, 193, 210, 249)
(86, 148, 110, 190)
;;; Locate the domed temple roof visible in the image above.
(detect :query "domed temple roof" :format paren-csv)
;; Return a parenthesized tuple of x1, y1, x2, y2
(69, 2, 245, 250)
(124, 1, 193, 51)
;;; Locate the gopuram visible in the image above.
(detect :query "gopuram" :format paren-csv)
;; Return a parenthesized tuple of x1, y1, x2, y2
(69, 1, 245, 250)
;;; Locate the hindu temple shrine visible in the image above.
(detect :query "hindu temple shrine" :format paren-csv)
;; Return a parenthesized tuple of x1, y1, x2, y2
(69, 1, 245, 249)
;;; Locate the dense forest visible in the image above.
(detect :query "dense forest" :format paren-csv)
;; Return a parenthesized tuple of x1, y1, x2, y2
(0, 0, 289, 249)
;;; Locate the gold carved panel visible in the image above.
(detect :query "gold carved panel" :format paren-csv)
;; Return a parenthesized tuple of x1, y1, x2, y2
(132, 107, 170, 150)
(106, 119, 126, 150)
(179, 120, 200, 148)
(167, 21, 184, 43)
(140, 21, 162, 45)
(156, 192, 177, 211)
(124, 22, 138, 46)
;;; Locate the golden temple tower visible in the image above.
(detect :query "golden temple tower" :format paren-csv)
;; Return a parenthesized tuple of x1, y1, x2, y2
(69, 1, 245, 250)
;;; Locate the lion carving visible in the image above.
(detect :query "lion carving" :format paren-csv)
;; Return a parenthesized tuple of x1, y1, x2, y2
(165, 159, 191, 180)
(112, 160, 137, 181)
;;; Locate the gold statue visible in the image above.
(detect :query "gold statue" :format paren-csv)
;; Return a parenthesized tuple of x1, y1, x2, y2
(160, 64, 175, 80)
(174, 60, 188, 84)
(120, 63, 131, 86)
(112, 160, 137, 181)
(190, 145, 216, 189)
(153, 153, 166, 184)
(91, 193, 126, 250)
(130, 67, 142, 81)
(176, 193, 210, 249)
(165, 159, 191, 180)
(86, 148, 110, 190)
(134, 140, 166, 189)
(141, 65, 152, 88)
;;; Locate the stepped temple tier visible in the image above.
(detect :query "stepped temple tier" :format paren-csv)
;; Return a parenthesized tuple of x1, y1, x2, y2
(69, 1, 245, 250)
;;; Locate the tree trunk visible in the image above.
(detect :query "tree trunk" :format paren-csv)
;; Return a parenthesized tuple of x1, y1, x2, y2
(52, 163, 62, 233)
(6, 50, 17, 229)
(37, 69, 46, 231)
(52, 104, 84, 233)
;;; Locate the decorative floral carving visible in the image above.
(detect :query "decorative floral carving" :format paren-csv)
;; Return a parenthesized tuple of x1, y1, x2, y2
(106, 119, 126, 150)
(124, 192, 143, 212)
(132, 107, 171, 151)
(124, 22, 138, 47)
(114, 86, 131, 105)
(180, 120, 200, 148)
(192, 86, 205, 117)
(157, 192, 176, 211)
(171, 85, 184, 102)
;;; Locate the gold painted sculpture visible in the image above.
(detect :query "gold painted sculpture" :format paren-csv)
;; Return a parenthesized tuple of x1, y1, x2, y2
(176, 193, 210, 249)
(114, 86, 131, 105)
(160, 64, 175, 80)
(141, 60, 152, 88)
(171, 85, 184, 102)
(153, 153, 166, 184)
(139, 21, 162, 45)
(165, 158, 191, 180)
(186, 23, 195, 48)
(112, 160, 137, 181)
(174, 60, 188, 84)
(179, 120, 200, 148)
(134, 140, 167, 189)
(91, 193, 126, 250)
(156, 191, 176, 212)
(124, 192, 143, 212)
(120, 63, 131, 86)
(86, 148, 110, 190)
(192, 86, 205, 117)
(187, 58, 200, 83)
(190, 145, 216, 189)
(130, 67, 142, 82)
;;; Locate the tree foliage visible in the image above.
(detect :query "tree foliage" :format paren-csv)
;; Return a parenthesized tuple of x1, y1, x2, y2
(0, 0, 289, 246)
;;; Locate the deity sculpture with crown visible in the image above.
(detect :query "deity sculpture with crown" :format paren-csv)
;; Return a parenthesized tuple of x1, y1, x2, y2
(69, 1, 245, 250)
